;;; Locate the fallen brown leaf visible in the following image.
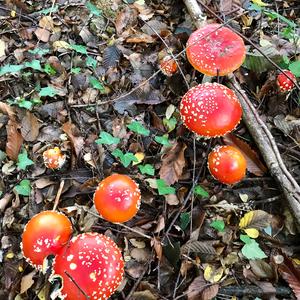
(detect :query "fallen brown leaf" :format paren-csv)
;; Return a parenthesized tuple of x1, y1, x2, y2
(20, 270, 36, 294)
(21, 111, 41, 142)
(62, 121, 85, 157)
(34, 28, 50, 42)
(0, 102, 15, 120)
(159, 141, 186, 185)
(6, 120, 23, 161)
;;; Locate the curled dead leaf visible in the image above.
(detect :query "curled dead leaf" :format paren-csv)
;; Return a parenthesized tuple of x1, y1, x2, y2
(62, 121, 84, 157)
(6, 120, 23, 161)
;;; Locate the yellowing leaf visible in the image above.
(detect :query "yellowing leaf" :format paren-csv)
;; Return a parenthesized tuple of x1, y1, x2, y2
(251, 0, 268, 6)
(239, 210, 272, 231)
(244, 228, 259, 238)
(10, 10, 16, 17)
(53, 40, 70, 51)
(132, 152, 144, 165)
(239, 211, 254, 229)
(6, 252, 14, 259)
(204, 264, 223, 283)
(292, 258, 300, 265)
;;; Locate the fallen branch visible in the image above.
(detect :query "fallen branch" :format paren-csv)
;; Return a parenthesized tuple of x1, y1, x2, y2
(183, 0, 300, 226)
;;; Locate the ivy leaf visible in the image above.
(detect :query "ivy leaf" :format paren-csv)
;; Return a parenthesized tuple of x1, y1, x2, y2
(17, 99, 33, 110)
(210, 220, 225, 232)
(86, 2, 102, 16)
(71, 67, 81, 74)
(156, 179, 175, 195)
(17, 149, 34, 170)
(95, 131, 120, 145)
(44, 63, 57, 75)
(89, 76, 105, 92)
(240, 234, 267, 260)
(0, 150, 6, 163)
(163, 116, 177, 132)
(24, 60, 42, 71)
(86, 56, 97, 69)
(194, 185, 209, 198)
(180, 212, 190, 230)
(289, 61, 300, 77)
(38, 5, 59, 15)
(127, 121, 150, 136)
(138, 164, 155, 176)
(0, 64, 24, 76)
(154, 135, 171, 146)
(39, 86, 59, 97)
(70, 44, 87, 55)
(112, 149, 138, 167)
(14, 179, 31, 196)
(28, 48, 50, 56)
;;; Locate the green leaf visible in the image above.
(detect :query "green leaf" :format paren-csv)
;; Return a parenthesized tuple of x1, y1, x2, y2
(28, 48, 50, 56)
(138, 164, 155, 176)
(18, 99, 33, 110)
(194, 185, 209, 198)
(38, 5, 59, 15)
(71, 67, 81, 74)
(264, 10, 296, 28)
(240, 234, 267, 260)
(154, 135, 171, 146)
(0, 64, 24, 76)
(17, 149, 34, 170)
(95, 131, 120, 145)
(39, 86, 59, 97)
(156, 179, 175, 195)
(289, 61, 300, 77)
(0, 150, 6, 163)
(180, 212, 190, 230)
(70, 44, 87, 55)
(86, 56, 97, 69)
(14, 179, 31, 196)
(210, 220, 225, 232)
(111, 149, 138, 167)
(44, 63, 57, 75)
(163, 116, 177, 132)
(24, 60, 42, 71)
(127, 121, 150, 136)
(89, 76, 105, 92)
(86, 2, 102, 16)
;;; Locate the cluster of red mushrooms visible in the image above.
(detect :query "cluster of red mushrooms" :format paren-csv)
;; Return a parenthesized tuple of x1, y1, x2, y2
(21, 23, 297, 300)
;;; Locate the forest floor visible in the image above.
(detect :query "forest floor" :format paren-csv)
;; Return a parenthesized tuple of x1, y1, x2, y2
(0, 0, 300, 299)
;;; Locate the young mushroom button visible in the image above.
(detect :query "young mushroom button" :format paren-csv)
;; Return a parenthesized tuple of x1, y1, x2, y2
(21, 211, 73, 269)
(159, 55, 178, 76)
(277, 70, 296, 92)
(50, 233, 124, 300)
(93, 174, 141, 223)
(43, 147, 66, 169)
(180, 83, 242, 138)
(208, 145, 247, 185)
(186, 23, 246, 76)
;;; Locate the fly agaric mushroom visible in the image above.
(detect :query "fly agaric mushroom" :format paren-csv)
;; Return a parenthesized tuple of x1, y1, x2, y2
(208, 145, 247, 184)
(277, 70, 296, 92)
(21, 210, 72, 269)
(180, 82, 242, 138)
(50, 232, 124, 300)
(43, 147, 66, 169)
(94, 174, 141, 223)
(186, 23, 246, 76)
(160, 55, 178, 76)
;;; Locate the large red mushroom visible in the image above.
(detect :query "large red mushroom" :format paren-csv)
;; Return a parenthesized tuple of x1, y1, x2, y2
(21, 211, 72, 269)
(50, 232, 124, 300)
(94, 174, 141, 223)
(186, 23, 246, 76)
(180, 82, 242, 138)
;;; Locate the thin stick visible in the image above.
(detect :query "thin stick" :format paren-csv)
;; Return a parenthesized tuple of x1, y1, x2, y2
(65, 271, 90, 299)
(52, 180, 65, 211)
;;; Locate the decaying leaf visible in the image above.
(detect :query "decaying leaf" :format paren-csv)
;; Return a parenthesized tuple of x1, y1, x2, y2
(249, 259, 275, 279)
(6, 120, 23, 161)
(181, 240, 216, 255)
(159, 141, 186, 185)
(0, 102, 15, 120)
(21, 111, 41, 142)
(20, 270, 36, 294)
(239, 210, 272, 230)
(62, 121, 85, 157)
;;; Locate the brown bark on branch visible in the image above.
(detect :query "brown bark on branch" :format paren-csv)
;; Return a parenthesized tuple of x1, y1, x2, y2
(183, 0, 300, 226)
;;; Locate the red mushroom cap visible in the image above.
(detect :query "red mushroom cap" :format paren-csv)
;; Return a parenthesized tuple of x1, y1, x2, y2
(160, 55, 178, 76)
(180, 82, 242, 137)
(50, 232, 124, 300)
(186, 24, 246, 76)
(21, 211, 72, 269)
(94, 174, 141, 223)
(208, 145, 247, 184)
(43, 147, 66, 169)
(277, 70, 296, 92)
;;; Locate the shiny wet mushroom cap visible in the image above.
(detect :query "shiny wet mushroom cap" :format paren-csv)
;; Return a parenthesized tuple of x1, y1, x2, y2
(208, 145, 247, 184)
(180, 82, 242, 138)
(43, 147, 66, 169)
(94, 174, 141, 223)
(277, 70, 296, 92)
(50, 232, 124, 300)
(21, 210, 73, 269)
(186, 23, 246, 76)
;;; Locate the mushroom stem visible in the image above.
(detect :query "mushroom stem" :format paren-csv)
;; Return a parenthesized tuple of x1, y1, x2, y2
(183, 0, 300, 227)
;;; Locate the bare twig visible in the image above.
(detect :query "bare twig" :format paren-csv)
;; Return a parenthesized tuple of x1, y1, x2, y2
(52, 180, 65, 211)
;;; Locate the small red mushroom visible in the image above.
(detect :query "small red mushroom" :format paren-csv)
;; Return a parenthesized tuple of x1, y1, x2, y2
(160, 55, 178, 76)
(21, 211, 72, 269)
(180, 82, 242, 138)
(208, 145, 247, 184)
(94, 174, 141, 223)
(186, 23, 246, 76)
(277, 70, 296, 92)
(50, 232, 124, 300)
(43, 147, 66, 169)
